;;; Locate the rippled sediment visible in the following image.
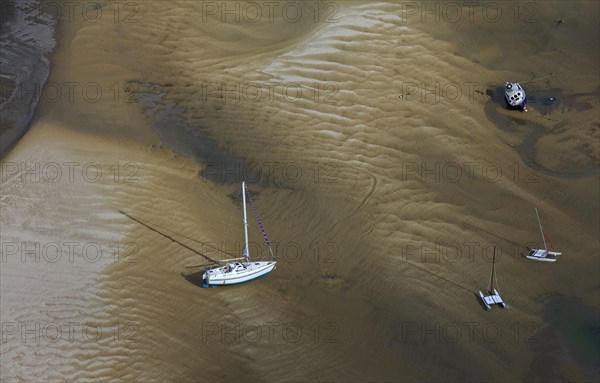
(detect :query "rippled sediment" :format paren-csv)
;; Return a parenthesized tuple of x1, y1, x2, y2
(1, 1, 598, 382)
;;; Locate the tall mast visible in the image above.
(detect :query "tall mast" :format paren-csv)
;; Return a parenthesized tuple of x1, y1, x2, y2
(489, 247, 496, 292)
(242, 182, 250, 263)
(535, 207, 547, 250)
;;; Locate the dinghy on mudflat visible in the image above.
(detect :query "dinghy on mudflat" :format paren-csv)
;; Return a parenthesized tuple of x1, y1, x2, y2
(525, 207, 561, 262)
(479, 247, 506, 310)
(504, 82, 527, 111)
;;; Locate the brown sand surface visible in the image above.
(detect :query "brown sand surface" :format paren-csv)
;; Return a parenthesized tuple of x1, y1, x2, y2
(1, 1, 598, 382)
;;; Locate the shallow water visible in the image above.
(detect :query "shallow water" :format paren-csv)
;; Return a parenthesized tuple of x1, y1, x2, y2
(0, 0, 56, 154)
(542, 295, 600, 373)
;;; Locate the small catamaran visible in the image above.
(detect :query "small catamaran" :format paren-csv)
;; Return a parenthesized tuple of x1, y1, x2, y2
(526, 207, 561, 262)
(202, 182, 276, 287)
(479, 247, 506, 310)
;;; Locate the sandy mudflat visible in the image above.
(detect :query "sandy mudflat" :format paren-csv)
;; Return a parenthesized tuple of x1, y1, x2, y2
(1, 1, 598, 382)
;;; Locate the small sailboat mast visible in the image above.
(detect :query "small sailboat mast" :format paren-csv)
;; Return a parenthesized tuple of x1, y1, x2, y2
(242, 181, 250, 263)
(489, 247, 496, 292)
(534, 207, 547, 251)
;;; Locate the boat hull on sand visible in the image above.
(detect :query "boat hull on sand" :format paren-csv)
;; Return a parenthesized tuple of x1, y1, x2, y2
(203, 261, 276, 287)
(526, 248, 560, 262)
(479, 289, 506, 310)
(504, 82, 527, 110)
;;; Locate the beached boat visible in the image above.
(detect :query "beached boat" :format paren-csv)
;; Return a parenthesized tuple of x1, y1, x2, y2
(202, 182, 276, 287)
(504, 82, 527, 111)
(526, 207, 561, 262)
(479, 247, 506, 310)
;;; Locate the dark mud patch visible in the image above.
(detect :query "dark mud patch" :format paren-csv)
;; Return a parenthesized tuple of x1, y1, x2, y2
(524, 294, 600, 381)
(0, 0, 56, 156)
(485, 86, 600, 179)
(125, 81, 276, 187)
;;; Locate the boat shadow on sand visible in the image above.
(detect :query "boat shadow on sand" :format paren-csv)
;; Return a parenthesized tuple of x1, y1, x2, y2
(119, 210, 220, 289)
(182, 270, 206, 288)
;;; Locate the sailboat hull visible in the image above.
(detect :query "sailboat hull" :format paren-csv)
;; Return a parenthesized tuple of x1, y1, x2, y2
(202, 261, 276, 287)
(526, 248, 559, 262)
(480, 290, 506, 309)
(526, 255, 557, 262)
(479, 291, 491, 310)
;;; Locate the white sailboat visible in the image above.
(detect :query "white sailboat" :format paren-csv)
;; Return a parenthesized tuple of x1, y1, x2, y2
(526, 207, 561, 262)
(202, 182, 276, 287)
(479, 247, 506, 310)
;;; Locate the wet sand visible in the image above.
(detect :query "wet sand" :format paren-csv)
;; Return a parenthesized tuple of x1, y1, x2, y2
(1, 1, 599, 382)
